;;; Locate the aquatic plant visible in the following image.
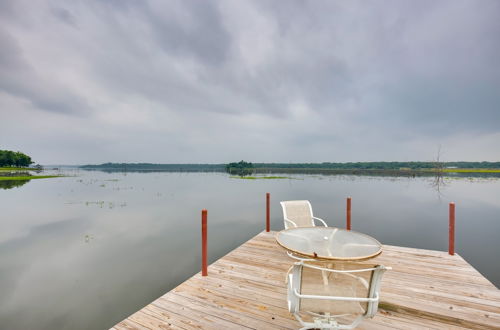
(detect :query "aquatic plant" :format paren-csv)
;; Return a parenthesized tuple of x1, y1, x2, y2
(229, 176, 296, 180)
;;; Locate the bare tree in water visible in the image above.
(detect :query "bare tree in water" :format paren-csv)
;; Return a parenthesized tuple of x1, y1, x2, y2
(431, 145, 446, 199)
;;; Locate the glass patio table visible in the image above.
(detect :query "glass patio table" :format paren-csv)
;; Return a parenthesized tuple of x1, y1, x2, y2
(276, 227, 382, 261)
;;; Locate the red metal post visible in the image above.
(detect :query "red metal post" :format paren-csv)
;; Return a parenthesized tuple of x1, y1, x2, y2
(201, 209, 208, 276)
(346, 197, 352, 230)
(266, 193, 270, 232)
(449, 202, 455, 255)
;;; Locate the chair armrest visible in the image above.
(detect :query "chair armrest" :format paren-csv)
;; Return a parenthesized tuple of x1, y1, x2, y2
(312, 216, 328, 227)
(301, 262, 380, 273)
(294, 289, 379, 302)
(287, 251, 315, 262)
(284, 217, 298, 228)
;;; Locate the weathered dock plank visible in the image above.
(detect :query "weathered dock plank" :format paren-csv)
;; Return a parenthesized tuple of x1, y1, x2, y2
(114, 231, 500, 329)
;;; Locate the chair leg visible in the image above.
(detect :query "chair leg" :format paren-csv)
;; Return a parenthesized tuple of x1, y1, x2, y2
(294, 312, 340, 329)
(285, 265, 293, 283)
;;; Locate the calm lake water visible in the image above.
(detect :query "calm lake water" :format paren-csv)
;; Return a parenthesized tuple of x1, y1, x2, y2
(0, 169, 499, 329)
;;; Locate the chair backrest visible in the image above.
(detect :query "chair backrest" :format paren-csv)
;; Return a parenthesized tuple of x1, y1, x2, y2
(280, 200, 314, 229)
(288, 262, 388, 317)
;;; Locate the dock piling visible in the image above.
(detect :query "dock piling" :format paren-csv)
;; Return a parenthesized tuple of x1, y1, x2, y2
(201, 209, 208, 276)
(266, 193, 270, 232)
(449, 202, 455, 255)
(347, 197, 352, 230)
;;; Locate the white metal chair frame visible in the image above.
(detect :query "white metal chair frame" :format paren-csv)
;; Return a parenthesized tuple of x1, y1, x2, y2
(287, 261, 391, 330)
(280, 200, 328, 229)
(284, 251, 333, 284)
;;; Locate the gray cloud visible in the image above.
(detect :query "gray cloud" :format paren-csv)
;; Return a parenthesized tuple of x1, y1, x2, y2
(0, 0, 499, 163)
(50, 7, 77, 27)
(0, 27, 89, 115)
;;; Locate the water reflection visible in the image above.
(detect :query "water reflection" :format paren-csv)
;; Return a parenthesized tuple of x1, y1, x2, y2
(0, 179, 30, 190)
(0, 170, 498, 330)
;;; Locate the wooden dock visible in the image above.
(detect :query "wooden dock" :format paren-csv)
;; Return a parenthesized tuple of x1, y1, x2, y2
(113, 231, 500, 329)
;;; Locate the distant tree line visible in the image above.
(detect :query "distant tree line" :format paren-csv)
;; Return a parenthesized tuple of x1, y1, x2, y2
(80, 161, 500, 173)
(250, 161, 500, 170)
(0, 150, 33, 167)
(80, 163, 226, 171)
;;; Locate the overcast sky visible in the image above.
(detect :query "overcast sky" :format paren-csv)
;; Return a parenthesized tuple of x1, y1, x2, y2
(0, 0, 499, 164)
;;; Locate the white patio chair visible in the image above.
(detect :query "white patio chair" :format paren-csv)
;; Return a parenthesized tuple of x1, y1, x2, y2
(287, 261, 390, 329)
(280, 200, 328, 229)
(280, 200, 329, 265)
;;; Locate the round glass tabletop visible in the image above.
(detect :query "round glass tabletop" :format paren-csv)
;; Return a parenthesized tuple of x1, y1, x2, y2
(276, 227, 382, 261)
